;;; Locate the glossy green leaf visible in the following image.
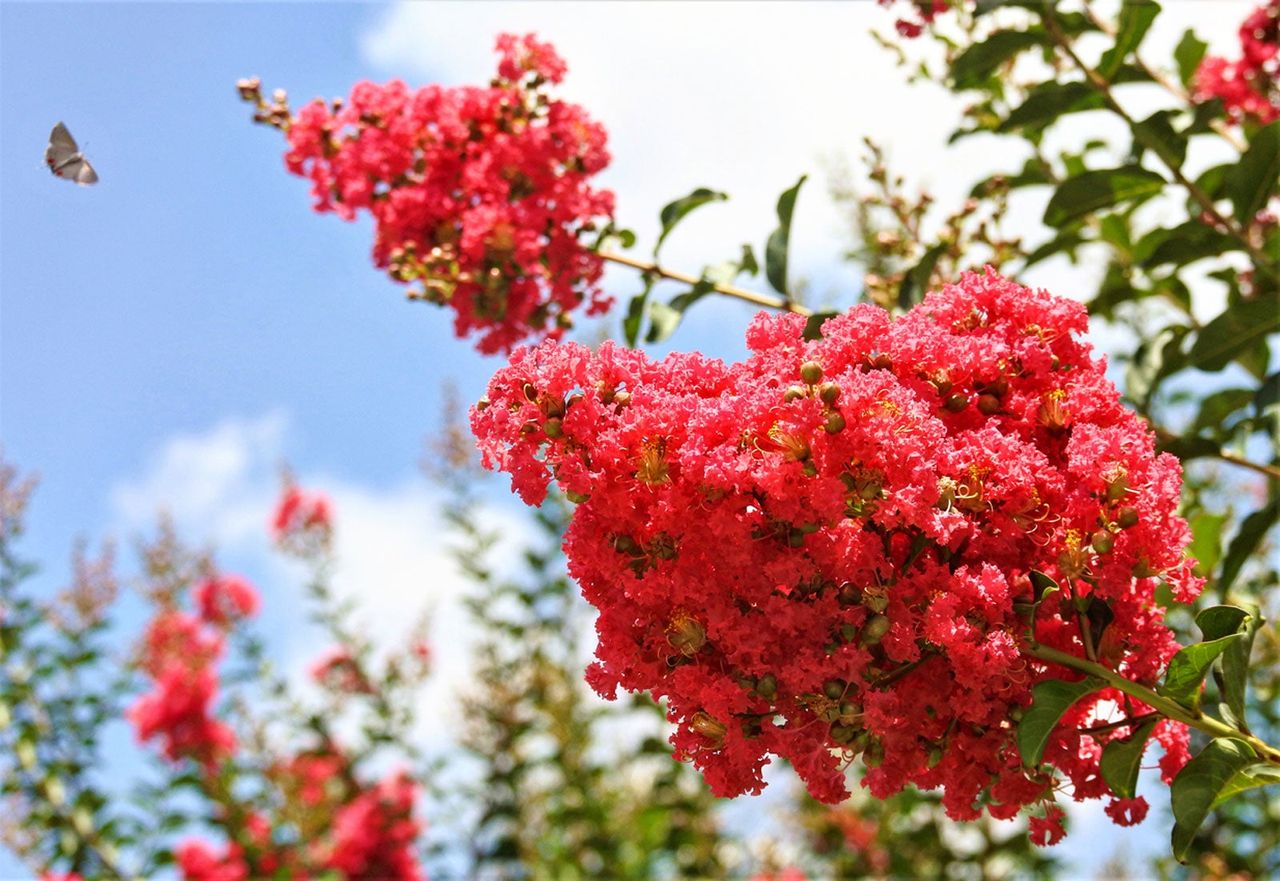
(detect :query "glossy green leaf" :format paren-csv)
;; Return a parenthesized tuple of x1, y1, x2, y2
(1174, 29, 1208, 87)
(1000, 81, 1100, 132)
(1171, 738, 1257, 862)
(1018, 677, 1103, 767)
(1188, 512, 1230, 578)
(1098, 2, 1158, 79)
(1219, 498, 1278, 599)
(1256, 371, 1280, 417)
(1161, 633, 1244, 710)
(899, 242, 948, 309)
(1132, 110, 1187, 169)
(1100, 718, 1158, 799)
(1195, 604, 1250, 641)
(1228, 120, 1279, 225)
(1187, 297, 1280, 372)
(1043, 166, 1165, 227)
(951, 29, 1044, 88)
(765, 175, 807, 296)
(656, 188, 727, 256)
(1212, 763, 1280, 808)
(802, 310, 840, 342)
(622, 275, 657, 347)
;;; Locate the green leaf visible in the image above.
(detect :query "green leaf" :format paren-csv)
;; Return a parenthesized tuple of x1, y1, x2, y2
(1228, 120, 1279, 225)
(1219, 500, 1279, 599)
(899, 243, 948, 309)
(1098, 2, 1158, 79)
(1000, 81, 1101, 133)
(951, 30, 1044, 89)
(1174, 29, 1208, 87)
(1171, 738, 1257, 862)
(1018, 677, 1103, 767)
(1187, 297, 1280, 372)
(1132, 110, 1187, 169)
(645, 279, 715, 344)
(1188, 512, 1230, 577)
(1212, 763, 1280, 808)
(1024, 231, 1086, 268)
(802, 310, 840, 342)
(622, 276, 657, 347)
(1256, 371, 1280, 417)
(1100, 718, 1158, 799)
(655, 188, 728, 256)
(1139, 221, 1236, 268)
(1043, 166, 1165, 227)
(1195, 604, 1250, 641)
(765, 175, 807, 296)
(1161, 633, 1244, 710)
(1192, 388, 1255, 435)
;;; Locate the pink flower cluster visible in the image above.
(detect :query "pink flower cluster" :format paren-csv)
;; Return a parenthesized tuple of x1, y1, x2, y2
(176, 751, 425, 881)
(127, 602, 243, 767)
(1195, 0, 1279, 124)
(278, 33, 614, 354)
(272, 483, 333, 548)
(472, 269, 1201, 838)
(877, 0, 952, 38)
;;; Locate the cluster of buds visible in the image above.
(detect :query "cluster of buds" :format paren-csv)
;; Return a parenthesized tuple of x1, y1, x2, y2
(472, 269, 1201, 841)
(236, 76, 292, 130)
(876, 0, 953, 38)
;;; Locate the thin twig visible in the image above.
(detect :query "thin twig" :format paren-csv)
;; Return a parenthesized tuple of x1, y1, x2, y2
(600, 250, 812, 316)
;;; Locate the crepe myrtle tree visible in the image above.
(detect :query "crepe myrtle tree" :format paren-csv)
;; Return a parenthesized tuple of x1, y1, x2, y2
(238, 1, 1279, 866)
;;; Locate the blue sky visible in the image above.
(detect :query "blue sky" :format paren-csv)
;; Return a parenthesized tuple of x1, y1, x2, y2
(0, 2, 1256, 878)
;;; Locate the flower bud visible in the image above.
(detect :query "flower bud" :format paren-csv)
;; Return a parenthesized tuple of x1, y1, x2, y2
(691, 711, 726, 749)
(861, 614, 891, 646)
(755, 673, 778, 700)
(830, 723, 859, 745)
(1091, 529, 1114, 554)
(824, 411, 847, 434)
(1117, 507, 1139, 529)
(666, 613, 706, 656)
(543, 418, 563, 438)
(784, 385, 807, 403)
(977, 394, 1001, 416)
(818, 382, 841, 405)
(943, 394, 969, 413)
(800, 361, 824, 385)
(823, 678, 846, 700)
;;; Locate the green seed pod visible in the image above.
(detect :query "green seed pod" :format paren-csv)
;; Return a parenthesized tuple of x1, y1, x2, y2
(824, 679, 846, 700)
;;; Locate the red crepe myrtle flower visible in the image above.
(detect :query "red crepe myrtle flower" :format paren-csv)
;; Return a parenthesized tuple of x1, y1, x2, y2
(1195, 0, 1280, 124)
(194, 575, 260, 626)
(273, 33, 614, 355)
(877, 0, 952, 38)
(472, 269, 1201, 842)
(127, 610, 238, 768)
(1028, 803, 1067, 847)
(310, 647, 374, 694)
(273, 484, 332, 542)
(326, 771, 424, 881)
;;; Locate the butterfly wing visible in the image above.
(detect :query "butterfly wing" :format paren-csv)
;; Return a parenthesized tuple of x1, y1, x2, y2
(53, 157, 98, 186)
(46, 122, 80, 168)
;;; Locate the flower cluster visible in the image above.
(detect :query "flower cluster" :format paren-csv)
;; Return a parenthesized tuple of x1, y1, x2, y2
(876, 0, 953, 38)
(248, 33, 614, 354)
(1195, 0, 1279, 124)
(176, 749, 425, 881)
(272, 482, 333, 553)
(127, 602, 243, 767)
(471, 269, 1201, 838)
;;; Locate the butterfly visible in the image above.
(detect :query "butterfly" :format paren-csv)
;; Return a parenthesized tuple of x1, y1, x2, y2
(46, 122, 98, 185)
